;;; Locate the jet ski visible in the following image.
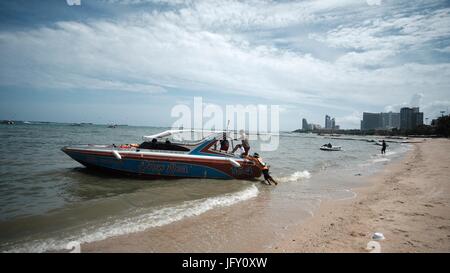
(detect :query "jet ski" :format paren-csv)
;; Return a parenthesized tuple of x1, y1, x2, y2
(320, 145, 342, 151)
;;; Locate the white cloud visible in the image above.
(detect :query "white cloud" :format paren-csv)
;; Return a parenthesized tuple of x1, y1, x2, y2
(0, 0, 449, 130)
(384, 93, 443, 117)
(422, 100, 450, 120)
(335, 49, 395, 67)
(337, 111, 362, 127)
(312, 7, 450, 52)
(384, 102, 408, 113)
(366, 0, 382, 6)
(410, 93, 424, 107)
(436, 45, 450, 53)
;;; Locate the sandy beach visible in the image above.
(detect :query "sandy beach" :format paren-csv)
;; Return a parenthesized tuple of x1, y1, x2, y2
(276, 138, 450, 253)
(82, 138, 450, 253)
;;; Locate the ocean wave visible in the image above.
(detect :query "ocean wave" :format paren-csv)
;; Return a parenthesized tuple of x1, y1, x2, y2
(371, 157, 391, 163)
(4, 184, 259, 253)
(279, 171, 311, 182)
(382, 151, 397, 156)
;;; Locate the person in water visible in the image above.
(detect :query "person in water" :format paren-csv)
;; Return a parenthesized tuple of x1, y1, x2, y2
(219, 132, 229, 152)
(381, 140, 387, 155)
(251, 153, 277, 185)
(232, 130, 250, 156)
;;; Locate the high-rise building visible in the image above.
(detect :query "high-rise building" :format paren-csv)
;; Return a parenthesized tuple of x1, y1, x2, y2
(381, 112, 400, 129)
(413, 107, 424, 127)
(400, 107, 424, 130)
(416, 112, 424, 127)
(325, 115, 331, 129)
(400, 108, 413, 130)
(361, 111, 403, 130)
(302, 118, 309, 131)
(391, 112, 400, 129)
(324, 115, 340, 130)
(361, 112, 382, 130)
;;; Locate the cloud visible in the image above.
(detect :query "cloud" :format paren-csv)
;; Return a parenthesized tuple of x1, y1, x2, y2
(366, 0, 382, 6)
(384, 93, 429, 113)
(384, 103, 408, 113)
(2, 13, 448, 104)
(66, 0, 81, 6)
(0, 0, 449, 130)
(311, 6, 450, 54)
(421, 100, 450, 120)
(410, 93, 424, 107)
(335, 49, 395, 67)
(336, 111, 362, 127)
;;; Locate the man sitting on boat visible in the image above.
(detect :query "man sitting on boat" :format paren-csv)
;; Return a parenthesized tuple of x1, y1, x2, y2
(219, 132, 230, 152)
(231, 130, 250, 156)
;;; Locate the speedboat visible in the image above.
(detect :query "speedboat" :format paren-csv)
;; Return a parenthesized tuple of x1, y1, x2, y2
(320, 145, 342, 151)
(62, 130, 262, 180)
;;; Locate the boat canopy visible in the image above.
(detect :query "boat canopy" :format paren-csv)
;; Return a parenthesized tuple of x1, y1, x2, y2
(143, 129, 229, 144)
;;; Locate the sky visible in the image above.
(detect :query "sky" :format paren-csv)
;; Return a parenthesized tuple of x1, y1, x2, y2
(0, 0, 449, 130)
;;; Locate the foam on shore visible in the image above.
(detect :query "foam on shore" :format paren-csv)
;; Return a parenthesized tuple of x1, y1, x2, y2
(279, 171, 311, 182)
(4, 184, 259, 253)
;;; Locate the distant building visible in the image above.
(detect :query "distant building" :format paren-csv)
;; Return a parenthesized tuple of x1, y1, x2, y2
(417, 113, 424, 126)
(302, 118, 309, 131)
(361, 111, 402, 130)
(381, 112, 400, 129)
(325, 115, 331, 129)
(301, 118, 326, 131)
(324, 115, 339, 130)
(400, 107, 424, 130)
(361, 112, 382, 130)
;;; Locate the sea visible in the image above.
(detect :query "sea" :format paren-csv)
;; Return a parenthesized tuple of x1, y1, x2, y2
(0, 123, 410, 252)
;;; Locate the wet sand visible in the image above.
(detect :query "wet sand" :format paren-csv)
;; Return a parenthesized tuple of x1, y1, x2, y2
(82, 138, 450, 253)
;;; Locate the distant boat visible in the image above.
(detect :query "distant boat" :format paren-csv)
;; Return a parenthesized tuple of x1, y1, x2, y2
(108, 124, 117, 128)
(1, 120, 14, 125)
(320, 145, 342, 151)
